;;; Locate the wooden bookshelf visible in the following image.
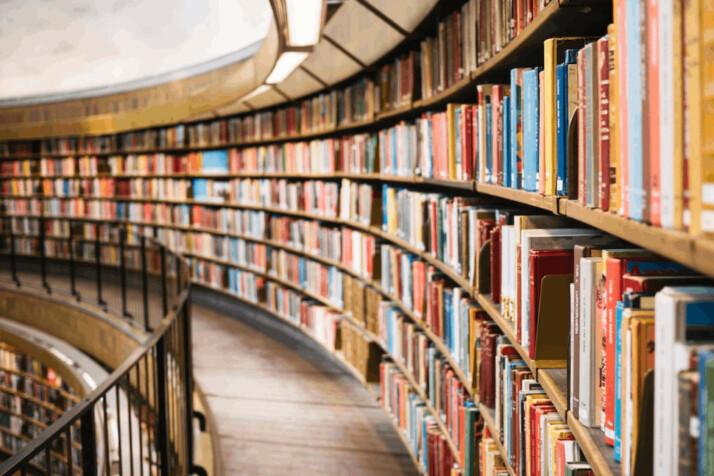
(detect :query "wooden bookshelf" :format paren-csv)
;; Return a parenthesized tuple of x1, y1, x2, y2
(2, 0, 699, 473)
(477, 404, 517, 476)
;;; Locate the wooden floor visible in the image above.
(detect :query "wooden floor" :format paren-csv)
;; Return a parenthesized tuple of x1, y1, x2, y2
(191, 288, 418, 476)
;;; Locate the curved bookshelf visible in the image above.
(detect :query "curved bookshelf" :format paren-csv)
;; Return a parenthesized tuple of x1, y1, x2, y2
(3, 0, 705, 473)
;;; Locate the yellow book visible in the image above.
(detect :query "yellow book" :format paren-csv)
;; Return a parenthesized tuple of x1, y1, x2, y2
(684, 0, 703, 232)
(546, 422, 571, 475)
(699, 0, 714, 235)
(627, 315, 655, 474)
(477, 85, 493, 184)
(447, 103, 458, 180)
(543, 38, 594, 196)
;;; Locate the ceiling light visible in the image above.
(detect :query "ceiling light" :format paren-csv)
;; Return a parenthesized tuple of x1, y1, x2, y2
(285, 0, 323, 47)
(242, 84, 272, 100)
(265, 52, 308, 84)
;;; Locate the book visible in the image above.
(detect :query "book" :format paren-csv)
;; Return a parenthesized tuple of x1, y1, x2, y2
(654, 287, 714, 476)
(523, 68, 541, 192)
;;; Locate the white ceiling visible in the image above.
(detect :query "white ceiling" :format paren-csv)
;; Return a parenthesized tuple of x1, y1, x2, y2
(0, 0, 272, 101)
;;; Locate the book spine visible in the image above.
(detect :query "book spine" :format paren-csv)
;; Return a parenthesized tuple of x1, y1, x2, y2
(543, 39, 557, 196)
(648, 0, 661, 226)
(683, 0, 701, 232)
(699, 0, 714, 234)
(504, 96, 511, 188)
(626, 0, 643, 222)
(584, 44, 595, 208)
(539, 70, 546, 195)
(608, 24, 620, 213)
(555, 62, 567, 196)
(510, 69, 521, 189)
(578, 49, 587, 205)
(617, 0, 630, 217)
(598, 38, 611, 210)
(523, 70, 539, 192)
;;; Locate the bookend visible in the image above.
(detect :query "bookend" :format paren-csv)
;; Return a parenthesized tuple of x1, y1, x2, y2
(533, 274, 573, 367)
(632, 369, 654, 476)
(478, 240, 492, 295)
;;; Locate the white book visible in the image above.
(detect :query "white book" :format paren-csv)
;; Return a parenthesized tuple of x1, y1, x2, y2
(658, 1, 674, 228)
(579, 257, 602, 427)
(501, 225, 513, 316)
(569, 282, 576, 416)
(654, 286, 714, 476)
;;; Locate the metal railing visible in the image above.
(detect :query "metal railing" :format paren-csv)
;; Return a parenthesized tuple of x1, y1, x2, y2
(0, 216, 203, 475)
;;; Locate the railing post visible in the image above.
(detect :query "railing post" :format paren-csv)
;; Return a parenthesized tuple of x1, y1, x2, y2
(119, 225, 130, 319)
(69, 224, 80, 301)
(161, 246, 168, 315)
(182, 300, 195, 468)
(156, 336, 171, 475)
(8, 218, 20, 287)
(141, 235, 151, 331)
(95, 231, 107, 310)
(39, 216, 50, 294)
(80, 409, 97, 474)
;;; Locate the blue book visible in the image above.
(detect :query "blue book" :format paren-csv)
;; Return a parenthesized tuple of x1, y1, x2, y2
(614, 300, 625, 462)
(503, 96, 511, 188)
(510, 69, 520, 189)
(443, 290, 453, 349)
(523, 68, 541, 192)
(699, 350, 714, 475)
(192, 179, 208, 200)
(382, 184, 389, 231)
(626, 0, 643, 221)
(201, 150, 228, 173)
(556, 50, 578, 196)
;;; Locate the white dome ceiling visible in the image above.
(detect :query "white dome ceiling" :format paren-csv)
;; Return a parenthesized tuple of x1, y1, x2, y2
(0, 0, 272, 102)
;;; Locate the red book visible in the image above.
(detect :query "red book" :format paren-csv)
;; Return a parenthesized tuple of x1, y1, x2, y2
(491, 225, 502, 303)
(603, 256, 689, 444)
(621, 273, 708, 294)
(555, 435, 576, 476)
(529, 403, 556, 476)
(597, 37, 611, 209)
(528, 250, 574, 359)
(479, 331, 498, 407)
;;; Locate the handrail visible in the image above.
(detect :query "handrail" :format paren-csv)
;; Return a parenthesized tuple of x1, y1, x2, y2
(0, 219, 197, 475)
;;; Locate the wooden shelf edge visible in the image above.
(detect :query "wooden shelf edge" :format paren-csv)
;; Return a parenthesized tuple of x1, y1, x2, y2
(566, 410, 618, 476)
(477, 403, 518, 476)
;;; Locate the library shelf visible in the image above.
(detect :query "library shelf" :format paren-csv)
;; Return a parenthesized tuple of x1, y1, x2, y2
(0, 366, 80, 403)
(537, 368, 568, 421)
(566, 411, 619, 476)
(474, 183, 560, 213)
(0, 0, 613, 164)
(559, 199, 710, 277)
(372, 286, 474, 399)
(473, 295, 535, 373)
(477, 404, 518, 476)
(0, 384, 68, 415)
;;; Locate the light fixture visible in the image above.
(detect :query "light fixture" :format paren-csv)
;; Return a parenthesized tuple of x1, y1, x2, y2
(285, 0, 323, 47)
(241, 84, 272, 100)
(265, 52, 308, 84)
